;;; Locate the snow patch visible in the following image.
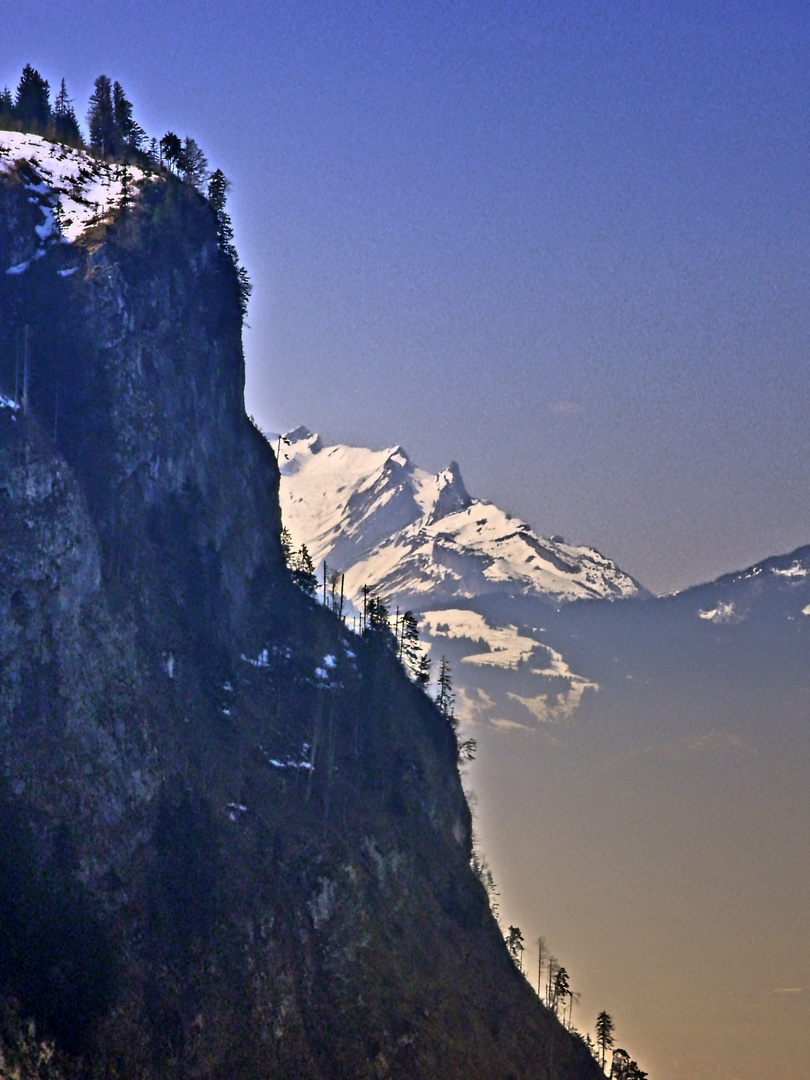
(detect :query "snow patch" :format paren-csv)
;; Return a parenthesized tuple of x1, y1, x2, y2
(773, 563, 809, 579)
(490, 717, 537, 733)
(242, 648, 269, 668)
(504, 643, 599, 724)
(0, 132, 156, 268)
(262, 743, 313, 771)
(698, 601, 744, 625)
(421, 608, 538, 668)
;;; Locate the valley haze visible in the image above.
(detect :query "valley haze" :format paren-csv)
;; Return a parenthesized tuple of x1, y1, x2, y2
(277, 425, 810, 1080)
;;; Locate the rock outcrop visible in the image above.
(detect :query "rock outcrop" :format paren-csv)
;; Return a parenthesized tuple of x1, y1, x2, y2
(0, 136, 602, 1079)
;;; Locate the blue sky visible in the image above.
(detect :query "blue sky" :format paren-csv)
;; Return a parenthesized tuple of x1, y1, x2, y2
(5, 1, 808, 595)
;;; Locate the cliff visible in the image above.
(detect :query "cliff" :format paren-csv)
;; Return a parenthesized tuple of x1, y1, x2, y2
(0, 136, 603, 1079)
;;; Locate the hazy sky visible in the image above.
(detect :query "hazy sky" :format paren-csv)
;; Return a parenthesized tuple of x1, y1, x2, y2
(5, 1, 808, 595)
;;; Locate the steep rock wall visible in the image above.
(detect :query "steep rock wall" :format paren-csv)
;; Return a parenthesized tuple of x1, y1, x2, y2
(0, 154, 603, 1079)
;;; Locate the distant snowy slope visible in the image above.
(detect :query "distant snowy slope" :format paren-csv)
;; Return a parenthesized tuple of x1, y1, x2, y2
(276, 426, 646, 608)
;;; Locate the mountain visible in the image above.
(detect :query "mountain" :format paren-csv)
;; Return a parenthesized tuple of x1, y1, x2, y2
(276, 426, 810, 1080)
(279, 425, 647, 609)
(0, 132, 603, 1079)
(277, 426, 810, 733)
(277, 427, 649, 727)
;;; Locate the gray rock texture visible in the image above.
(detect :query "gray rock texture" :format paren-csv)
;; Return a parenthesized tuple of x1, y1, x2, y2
(0, 152, 603, 1079)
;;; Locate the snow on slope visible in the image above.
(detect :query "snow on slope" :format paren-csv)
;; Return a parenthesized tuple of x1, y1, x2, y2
(277, 426, 645, 608)
(1, 132, 154, 272)
(419, 609, 538, 667)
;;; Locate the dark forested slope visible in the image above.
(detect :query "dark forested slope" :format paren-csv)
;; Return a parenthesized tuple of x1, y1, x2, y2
(0, 139, 602, 1079)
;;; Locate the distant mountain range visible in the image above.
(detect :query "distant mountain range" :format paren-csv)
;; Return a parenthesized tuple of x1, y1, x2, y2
(274, 426, 810, 1080)
(278, 425, 646, 610)
(277, 426, 810, 731)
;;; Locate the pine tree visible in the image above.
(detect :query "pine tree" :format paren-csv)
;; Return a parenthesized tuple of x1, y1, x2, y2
(415, 652, 431, 687)
(236, 265, 253, 318)
(553, 967, 570, 1016)
(280, 526, 294, 568)
(52, 79, 82, 144)
(15, 65, 50, 132)
(595, 1011, 615, 1072)
(160, 131, 183, 170)
(129, 120, 147, 153)
(470, 846, 499, 917)
(610, 1052, 646, 1080)
(0, 87, 14, 130)
(366, 593, 396, 649)
(207, 167, 230, 216)
(111, 81, 144, 156)
(291, 545, 318, 596)
(457, 737, 477, 761)
(206, 169, 252, 321)
(180, 137, 208, 189)
(88, 75, 115, 156)
(398, 610, 422, 676)
(505, 926, 525, 971)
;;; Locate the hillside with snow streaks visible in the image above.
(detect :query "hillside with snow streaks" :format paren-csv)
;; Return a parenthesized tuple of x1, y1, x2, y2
(278, 426, 645, 609)
(1, 132, 153, 272)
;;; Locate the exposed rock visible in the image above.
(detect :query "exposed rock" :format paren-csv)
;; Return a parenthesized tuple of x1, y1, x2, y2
(0, 136, 602, 1079)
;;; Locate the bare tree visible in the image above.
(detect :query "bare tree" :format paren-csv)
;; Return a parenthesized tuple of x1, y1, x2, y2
(537, 936, 547, 999)
(435, 656, 455, 722)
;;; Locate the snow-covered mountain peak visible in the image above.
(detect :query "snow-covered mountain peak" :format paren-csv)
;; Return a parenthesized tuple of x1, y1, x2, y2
(276, 430, 646, 608)
(426, 460, 472, 525)
(284, 425, 322, 454)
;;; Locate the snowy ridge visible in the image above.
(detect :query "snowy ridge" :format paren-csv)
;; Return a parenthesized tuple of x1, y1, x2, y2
(276, 426, 645, 608)
(689, 546, 810, 625)
(1, 132, 154, 273)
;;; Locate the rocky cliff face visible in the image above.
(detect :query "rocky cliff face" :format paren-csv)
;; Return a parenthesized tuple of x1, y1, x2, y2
(0, 138, 602, 1079)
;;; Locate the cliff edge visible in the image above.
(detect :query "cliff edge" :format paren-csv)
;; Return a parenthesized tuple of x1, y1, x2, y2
(0, 135, 602, 1079)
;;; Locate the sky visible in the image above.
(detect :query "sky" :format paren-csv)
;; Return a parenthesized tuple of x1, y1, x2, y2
(5, 2, 808, 596)
(3, 4, 810, 1074)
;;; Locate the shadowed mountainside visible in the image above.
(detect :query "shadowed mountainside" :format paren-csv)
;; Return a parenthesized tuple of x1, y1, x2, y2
(0, 135, 603, 1079)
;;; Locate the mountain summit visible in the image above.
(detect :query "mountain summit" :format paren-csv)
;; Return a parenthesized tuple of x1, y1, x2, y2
(278, 427, 647, 610)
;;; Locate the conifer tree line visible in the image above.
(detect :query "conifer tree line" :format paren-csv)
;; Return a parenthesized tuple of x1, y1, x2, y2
(1, 64, 251, 320)
(283, 514, 646, 1074)
(498, 928, 649, 1077)
(282, 528, 432, 681)
(280, 526, 478, 758)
